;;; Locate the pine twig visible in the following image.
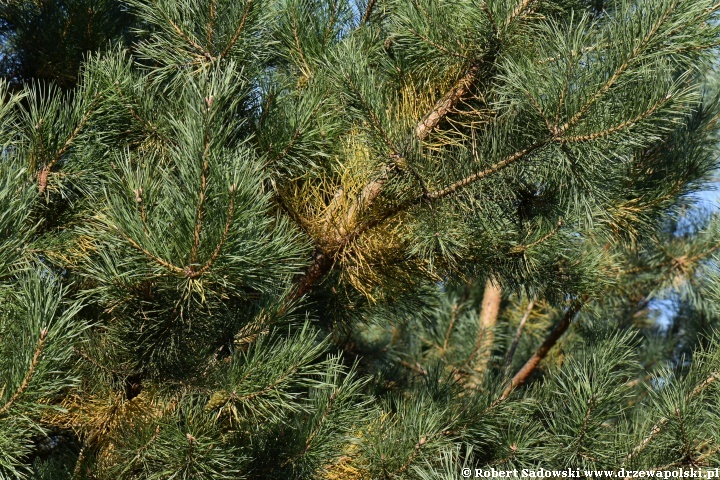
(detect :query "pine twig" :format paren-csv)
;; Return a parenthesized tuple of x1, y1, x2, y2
(0, 328, 48, 417)
(190, 132, 211, 265)
(443, 303, 461, 352)
(501, 301, 583, 399)
(426, 141, 546, 200)
(165, 15, 211, 58)
(291, 9, 312, 77)
(503, 298, 535, 376)
(361, 0, 378, 24)
(220, 0, 253, 58)
(39, 99, 97, 194)
(321, 0, 340, 47)
(560, 2, 676, 133)
(506, 0, 538, 26)
(416, 63, 482, 141)
(288, 61, 489, 299)
(115, 228, 185, 275)
(191, 184, 237, 278)
(625, 371, 720, 463)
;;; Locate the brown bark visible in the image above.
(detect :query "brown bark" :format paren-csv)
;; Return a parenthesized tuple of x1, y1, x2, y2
(477, 279, 502, 363)
(501, 302, 582, 399)
(288, 248, 333, 305)
(467, 279, 502, 387)
(415, 63, 481, 141)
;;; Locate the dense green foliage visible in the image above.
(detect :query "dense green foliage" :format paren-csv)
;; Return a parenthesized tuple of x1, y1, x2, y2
(3, 0, 720, 478)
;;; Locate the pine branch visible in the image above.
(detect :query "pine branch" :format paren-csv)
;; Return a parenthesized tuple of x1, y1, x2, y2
(220, 0, 253, 58)
(120, 425, 161, 476)
(426, 141, 546, 200)
(342, 72, 396, 149)
(73, 346, 122, 377)
(303, 388, 338, 453)
(622, 241, 720, 277)
(503, 298, 535, 376)
(506, 0, 539, 26)
(234, 361, 304, 404)
(625, 371, 720, 463)
(443, 303, 461, 352)
(399, 359, 428, 376)
(406, 25, 469, 60)
(501, 301, 583, 399)
(361, 0, 378, 24)
(291, 8, 312, 76)
(554, 48, 578, 127)
(164, 13, 211, 58)
(509, 219, 563, 255)
(281, 388, 340, 467)
(114, 83, 172, 147)
(393, 434, 445, 475)
(38, 98, 97, 193)
(415, 63, 482, 141)
(290, 248, 333, 303)
(190, 132, 211, 265)
(321, 0, 340, 47)
(525, 90, 554, 133)
(207, 0, 216, 46)
(575, 393, 598, 452)
(286, 56, 495, 298)
(190, 183, 237, 278)
(560, 1, 678, 133)
(134, 187, 150, 237)
(0, 328, 47, 418)
(115, 227, 185, 275)
(560, 94, 674, 143)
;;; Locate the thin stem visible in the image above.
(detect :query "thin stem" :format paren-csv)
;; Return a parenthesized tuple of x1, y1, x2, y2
(115, 227, 185, 275)
(361, 0, 378, 24)
(39, 100, 96, 193)
(190, 132, 211, 264)
(501, 301, 583, 399)
(220, 0, 253, 58)
(426, 141, 546, 200)
(503, 299, 535, 376)
(291, 8, 312, 76)
(0, 329, 48, 417)
(625, 371, 720, 462)
(191, 185, 236, 278)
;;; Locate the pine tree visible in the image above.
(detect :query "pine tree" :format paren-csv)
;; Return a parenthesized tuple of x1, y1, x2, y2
(3, 0, 720, 478)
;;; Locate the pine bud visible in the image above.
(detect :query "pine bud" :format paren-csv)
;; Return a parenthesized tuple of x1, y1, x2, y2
(205, 390, 230, 411)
